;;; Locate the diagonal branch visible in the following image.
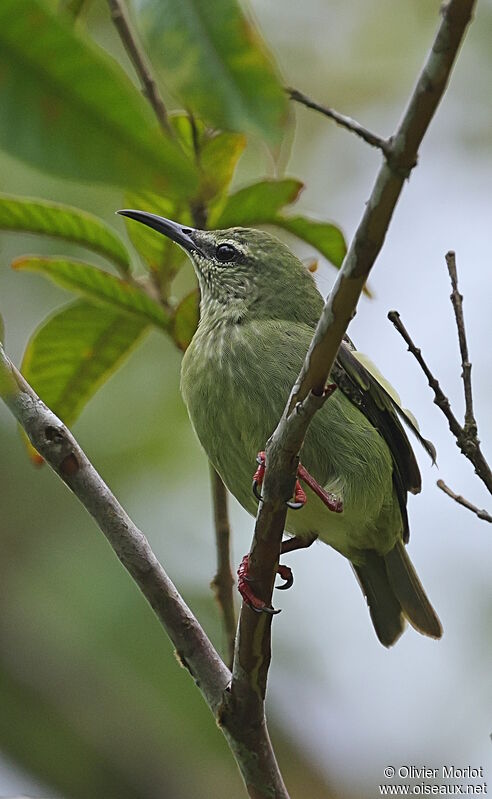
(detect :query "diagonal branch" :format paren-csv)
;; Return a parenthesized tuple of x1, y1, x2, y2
(107, 0, 174, 138)
(0, 343, 287, 799)
(210, 465, 237, 669)
(230, 0, 476, 742)
(287, 87, 390, 155)
(437, 480, 492, 523)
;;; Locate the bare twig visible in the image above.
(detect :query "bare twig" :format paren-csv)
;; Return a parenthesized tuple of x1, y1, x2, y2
(387, 309, 491, 494)
(287, 87, 390, 155)
(230, 0, 476, 743)
(445, 251, 477, 435)
(107, 0, 173, 138)
(437, 480, 492, 523)
(210, 466, 237, 669)
(0, 344, 288, 799)
(388, 310, 463, 434)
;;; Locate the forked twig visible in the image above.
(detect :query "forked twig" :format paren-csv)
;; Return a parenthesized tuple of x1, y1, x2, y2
(388, 252, 491, 522)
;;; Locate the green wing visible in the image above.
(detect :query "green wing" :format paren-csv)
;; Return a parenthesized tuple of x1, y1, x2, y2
(334, 342, 436, 542)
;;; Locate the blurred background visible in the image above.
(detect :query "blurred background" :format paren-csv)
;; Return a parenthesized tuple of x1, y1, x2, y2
(0, 0, 491, 797)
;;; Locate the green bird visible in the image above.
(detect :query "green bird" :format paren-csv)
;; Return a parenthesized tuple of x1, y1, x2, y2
(119, 210, 442, 647)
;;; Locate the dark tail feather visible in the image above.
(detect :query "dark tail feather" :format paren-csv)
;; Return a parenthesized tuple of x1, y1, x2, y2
(353, 552, 405, 647)
(384, 540, 442, 640)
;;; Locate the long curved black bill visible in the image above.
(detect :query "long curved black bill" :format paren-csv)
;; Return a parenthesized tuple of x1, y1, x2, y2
(117, 210, 203, 256)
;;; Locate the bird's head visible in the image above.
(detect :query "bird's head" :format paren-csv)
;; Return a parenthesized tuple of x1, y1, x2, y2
(118, 210, 322, 325)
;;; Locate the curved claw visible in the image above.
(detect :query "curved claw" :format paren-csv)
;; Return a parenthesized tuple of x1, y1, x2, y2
(276, 564, 294, 591)
(286, 499, 305, 510)
(260, 605, 282, 615)
(252, 479, 263, 502)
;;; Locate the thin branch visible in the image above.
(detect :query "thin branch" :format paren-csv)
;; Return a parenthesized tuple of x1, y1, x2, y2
(388, 310, 463, 435)
(210, 465, 237, 669)
(107, 0, 174, 138)
(445, 251, 477, 435)
(437, 479, 492, 523)
(287, 87, 390, 155)
(388, 309, 492, 493)
(0, 344, 287, 799)
(230, 0, 476, 741)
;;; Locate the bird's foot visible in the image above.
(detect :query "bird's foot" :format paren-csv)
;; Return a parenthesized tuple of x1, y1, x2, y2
(237, 555, 293, 615)
(252, 451, 343, 513)
(252, 451, 307, 509)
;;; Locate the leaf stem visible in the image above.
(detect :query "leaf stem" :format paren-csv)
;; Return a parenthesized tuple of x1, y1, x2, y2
(107, 0, 174, 138)
(287, 87, 390, 154)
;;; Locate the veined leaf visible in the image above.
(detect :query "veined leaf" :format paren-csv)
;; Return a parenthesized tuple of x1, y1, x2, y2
(21, 300, 148, 427)
(272, 215, 347, 269)
(133, 0, 288, 144)
(0, 194, 131, 273)
(172, 290, 199, 351)
(0, 0, 198, 196)
(199, 131, 246, 203)
(123, 191, 189, 282)
(212, 179, 304, 228)
(13, 257, 170, 330)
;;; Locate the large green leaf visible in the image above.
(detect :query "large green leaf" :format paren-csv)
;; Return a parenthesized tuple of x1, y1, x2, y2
(0, 0, 198, 196)
(272, 215, 347, 269)
(212, 179, 303, 227)
(21, 300, 148, 426)
(133, 0, 288, 144)
(13, 257, 170, 330)
(212, 179, 347, 268)
(0, 194, 131, 274)
(172, 290, 199, 351)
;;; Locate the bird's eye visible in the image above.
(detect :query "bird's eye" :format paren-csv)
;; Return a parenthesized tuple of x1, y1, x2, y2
(215, 243, 238, 263)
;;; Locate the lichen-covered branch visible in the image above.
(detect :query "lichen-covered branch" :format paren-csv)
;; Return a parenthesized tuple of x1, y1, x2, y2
(0, 343, 287, 799)
(231, 0, 476, 744)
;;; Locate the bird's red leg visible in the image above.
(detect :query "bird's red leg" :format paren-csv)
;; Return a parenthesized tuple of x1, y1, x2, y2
(280, 533, 318, 554)
(296, 464, 343, 513)
(252, 449, 343, 514)
(237, 555, 283, 615)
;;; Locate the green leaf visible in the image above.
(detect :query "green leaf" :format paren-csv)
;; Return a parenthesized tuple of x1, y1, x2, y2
(199, 131, 247, 203)
(21, 300, 148, 426)
(272, 215, 347, 269)
(13, 257, 170, 330)
(133, 0, 288, 144)
(123, 191, 189, 283)
(0, 194, 131, 274)
(212, 179, 304, 227)
(212, 179, 347, 269)
(59, 0, 88, 19)
(172, 290, 199, 351)
(169, 113, 246, 204)
(0, 0, 198, 196)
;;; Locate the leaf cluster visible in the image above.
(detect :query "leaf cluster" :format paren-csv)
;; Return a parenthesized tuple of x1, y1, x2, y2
(0, 0, 346, 453)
